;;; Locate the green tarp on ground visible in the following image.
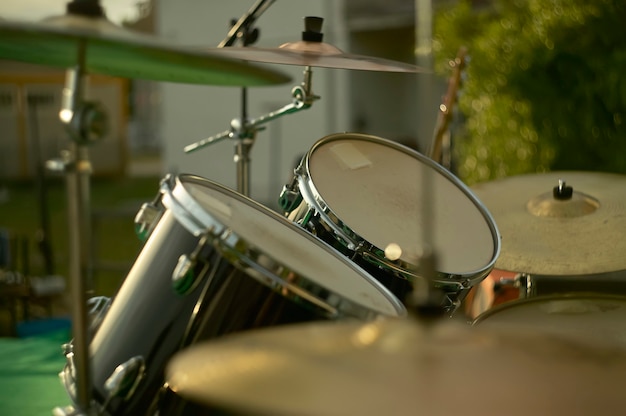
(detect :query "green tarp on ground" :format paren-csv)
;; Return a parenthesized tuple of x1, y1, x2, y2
(0, 327, 72, 415)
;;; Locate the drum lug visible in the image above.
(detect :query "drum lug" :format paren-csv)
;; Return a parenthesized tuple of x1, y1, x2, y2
(278, 178, 303, 214)
(134, 198, 164, 242)
(103, 355, 146, 402)
(172, 233, 213, 295)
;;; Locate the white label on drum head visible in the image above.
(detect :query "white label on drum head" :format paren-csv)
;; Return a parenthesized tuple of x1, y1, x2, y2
(328, 142, 372, 170)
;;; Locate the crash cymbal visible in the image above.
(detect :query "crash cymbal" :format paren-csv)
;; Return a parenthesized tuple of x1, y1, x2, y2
(206, 40, 430, 73)
(471, 171, 626, 275)
(166, 317, 626, 416)
(0, 14, 290, 86)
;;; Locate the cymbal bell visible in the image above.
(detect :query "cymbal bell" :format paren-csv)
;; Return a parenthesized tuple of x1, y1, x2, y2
(0, 14, 291, 86)
(166, 317, 626, 416)
(205, 40, 431, 73)
(471, 171, 626, 275)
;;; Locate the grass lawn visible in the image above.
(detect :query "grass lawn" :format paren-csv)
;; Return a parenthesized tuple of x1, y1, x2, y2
(0, 175, 162, 300)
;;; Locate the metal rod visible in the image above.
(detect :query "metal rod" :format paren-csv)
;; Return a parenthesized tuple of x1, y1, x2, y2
(184, 67, 318, 155)
(236, 86, 251, 195)
(218, 0, 276, 194)
(62, 41, 93, 413)
(183, 100, 308, 154)
(234, 140, 252, 196)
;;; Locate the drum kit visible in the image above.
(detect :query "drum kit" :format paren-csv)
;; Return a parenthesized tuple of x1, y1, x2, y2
(2, 0, 626, 415)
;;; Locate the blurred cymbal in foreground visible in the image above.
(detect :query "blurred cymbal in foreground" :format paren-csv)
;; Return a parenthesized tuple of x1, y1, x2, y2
(166, 317, 626, 416)
(0, 14, 291, 86)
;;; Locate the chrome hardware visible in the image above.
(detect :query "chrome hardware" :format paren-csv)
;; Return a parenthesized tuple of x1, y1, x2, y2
(172, 233, 213, 295)
(62, 341, 73, 356)
(60, 67, 108, 145)
(65, 101, 109, 144)
(59, 350, 77, 408)
(134, 196, 164, 241)
(278, 176, 303, 214)
(45, 150, 73, 174)
(52, 404, 84, 416)
(103, 356, 146, 402)
(496, 273, 533, 298)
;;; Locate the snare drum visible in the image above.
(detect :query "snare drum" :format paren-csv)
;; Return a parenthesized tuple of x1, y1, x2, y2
(60, 174, 406, 416)
(473, 293, 626, 349)
(279, 133, 500, 313)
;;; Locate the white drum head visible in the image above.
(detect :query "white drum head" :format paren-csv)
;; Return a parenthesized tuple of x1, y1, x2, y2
(175, 175, 404, 318)
(306, 134, 497, 276)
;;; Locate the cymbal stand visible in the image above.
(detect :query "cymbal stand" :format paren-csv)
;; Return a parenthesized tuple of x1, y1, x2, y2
(49, 36, 107, 416)
(183, 0, 278, 196)
(184, 67, 319, 196)
(184, 0, 310, 197)
(402, 165, 449, 321)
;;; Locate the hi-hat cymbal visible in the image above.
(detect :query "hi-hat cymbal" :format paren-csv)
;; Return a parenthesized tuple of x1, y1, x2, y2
(205, 40, 431, 73)
(0, 14, 290, 86)
(471, 171, 626, 275)
(166, 317, 626, 416)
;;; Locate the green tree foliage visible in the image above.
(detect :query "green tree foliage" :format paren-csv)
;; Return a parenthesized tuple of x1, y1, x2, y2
(433, 0, 626, 184)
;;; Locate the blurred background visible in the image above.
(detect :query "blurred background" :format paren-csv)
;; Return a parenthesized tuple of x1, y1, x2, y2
(0, 0, 625, 336)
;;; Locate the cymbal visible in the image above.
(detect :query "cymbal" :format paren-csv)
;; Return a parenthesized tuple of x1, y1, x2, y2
(471, 171, 626, 275)
(0, 14, 290, 86)
(205, 40, 431, 73)
(166, 317, 626, 416)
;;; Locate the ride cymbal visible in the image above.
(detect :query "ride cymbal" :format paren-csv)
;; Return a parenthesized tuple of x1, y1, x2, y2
(471, 171, 626, 275)
(166, 317, 626, 416)
(0, 14, 290, 86)
(205, 40, 430, 73)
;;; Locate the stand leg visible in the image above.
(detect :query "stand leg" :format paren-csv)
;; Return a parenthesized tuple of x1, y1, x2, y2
(65, 142, 93, 411)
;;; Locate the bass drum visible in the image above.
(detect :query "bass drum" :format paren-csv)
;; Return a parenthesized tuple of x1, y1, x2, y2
(472, 293, 626, 349)
(59, 174, 406, 416)
(279, 132, 500, 314)
(464, 268, 626, 320)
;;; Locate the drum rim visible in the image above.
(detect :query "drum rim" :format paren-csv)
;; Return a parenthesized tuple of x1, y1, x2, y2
(294, 132, 501, 287)
(160, 173, 407, 319)
(472, 292, 626, 326)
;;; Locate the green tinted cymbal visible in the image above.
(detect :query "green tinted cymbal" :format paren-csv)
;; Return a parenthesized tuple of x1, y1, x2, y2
(0, 14, 291, 86)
